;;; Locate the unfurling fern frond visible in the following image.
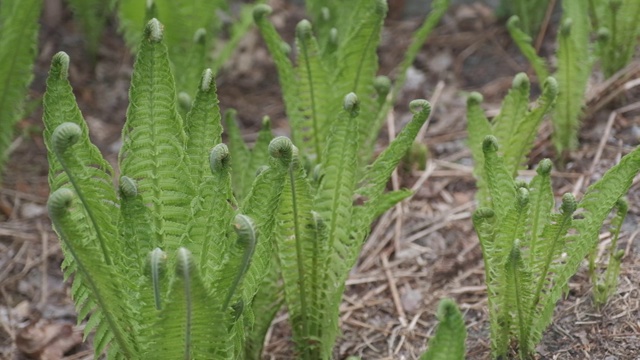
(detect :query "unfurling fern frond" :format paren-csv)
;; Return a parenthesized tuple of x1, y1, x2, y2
(553, 0, 592, 154)
(420, 299, 466, 360)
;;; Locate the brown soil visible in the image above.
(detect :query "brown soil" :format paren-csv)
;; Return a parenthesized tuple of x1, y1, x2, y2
(1, 1, 639, 359)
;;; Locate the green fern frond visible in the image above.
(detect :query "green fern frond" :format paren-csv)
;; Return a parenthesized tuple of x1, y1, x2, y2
(594, 0, 640, 77)
(184, 68, 223, 186)
(505, 77, 557, 172)
(553, 0, 592, 154)
(466, 93, 493, 205)
(354, 100, 430, 232)
(314, 93, 360, 356)
(492, 73, 530, 156)
(119, 19, 193, 252)
(224, 109, 252, 200)
(274, 145, 320, 357)
(504, 240, 534, 358)
(420, 299, 466, 360)
(238, 136, 292, 314)
(48, 189, 138, 358)
(506, 16, 550, 83)
(335, 0, 386, 160)
(525, 159, 554, 270)
(253, 5, 301, 143)
(0, 0, 41, 179)
(294, 19, 334, 162)
(191, 144, 235, 280)
(482, 136, 516, 220)
(528, 193, 576, 347)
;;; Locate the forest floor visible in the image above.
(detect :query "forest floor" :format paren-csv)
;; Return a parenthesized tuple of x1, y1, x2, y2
(1, 1, 639, 359)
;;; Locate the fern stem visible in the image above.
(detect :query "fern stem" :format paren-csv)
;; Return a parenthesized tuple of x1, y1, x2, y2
(288, 163, 312, 359)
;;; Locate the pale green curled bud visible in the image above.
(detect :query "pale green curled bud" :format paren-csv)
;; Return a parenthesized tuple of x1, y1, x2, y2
(176, 247, 193, 278)
(613, 249, 625, 261)
(145, 18, 164, 42)
(482, 135, 499, 154)
(281, 41, 292, 56)
(321, 7, 330, 21)
(409, 99, 431, 115)
(193, 28, 206, 45)
(178, 92, 192, 112)
(47, 188, 75, 217)
(234, 214, 256, 248)
(516, 187, 529, 208)
(536, 158, 553, 176)
(253, 4, 272, 22)
(261, 116, 271, 131)
(210, 143, 230, 173)
(541, 77, 558, 102)
(560, 18, 572, 37)
(148, 248, 167, 310)
(200, 68, 214, 92)
(119, 176, 138, 198)
(343, 92, 359, 115)
(473, 207, 495, 221)
(596, 27, 611, 43)
(596, 283, 607, 293)
(51, 52, 70, 80)
(467, 92, 483, 106)
(146, 0, 154, 10)
(296, 19, 313, 40)
(512, 72, 530, 91)
(329, 28, 338, 46)
(222, 214, 257, 312)
(374, 76, 391, 98)
(269, 136, 294, 162)
(52, 122, 82, 154)
(560, 193, 577, 214)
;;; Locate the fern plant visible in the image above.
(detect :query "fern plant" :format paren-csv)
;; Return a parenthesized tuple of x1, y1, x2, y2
(472, 135, 640, 359)
(44, 18, 293, 359)
(590, 0, 640, 78)
(508, 0, 592, 155)
(0, 0, 42, 180)
(253, 0, 448, 168)
(248, 3, 445, 357)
